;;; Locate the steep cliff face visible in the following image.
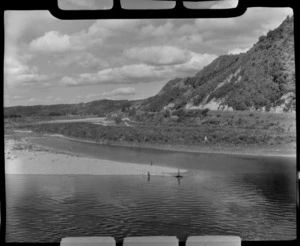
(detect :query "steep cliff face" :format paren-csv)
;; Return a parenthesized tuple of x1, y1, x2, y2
(141, 15, 295, 112)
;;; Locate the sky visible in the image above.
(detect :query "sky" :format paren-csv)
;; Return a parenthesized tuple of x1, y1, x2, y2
(4, 1, 293, 107)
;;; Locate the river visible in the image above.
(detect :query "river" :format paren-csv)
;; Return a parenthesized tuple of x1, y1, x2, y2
(5, 136, 296, 242)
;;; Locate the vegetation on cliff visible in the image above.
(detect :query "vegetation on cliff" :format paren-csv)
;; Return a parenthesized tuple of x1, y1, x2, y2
(140, 15, 295, 112)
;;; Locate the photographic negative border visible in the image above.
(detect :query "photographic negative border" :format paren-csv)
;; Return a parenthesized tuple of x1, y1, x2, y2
(1, 0, 298, 245)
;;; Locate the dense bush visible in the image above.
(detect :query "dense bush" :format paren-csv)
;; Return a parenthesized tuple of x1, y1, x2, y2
(114, 116, 122, 125)
(48, 112, 63, 116)
(4, 113, 22, 118)
(20, 112, 295, 147)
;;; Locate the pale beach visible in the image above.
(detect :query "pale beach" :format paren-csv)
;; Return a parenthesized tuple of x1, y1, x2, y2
(5, 138, 185, 176)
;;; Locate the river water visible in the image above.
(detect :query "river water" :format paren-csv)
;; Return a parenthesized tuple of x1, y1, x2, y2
(5, 136, 296, 242)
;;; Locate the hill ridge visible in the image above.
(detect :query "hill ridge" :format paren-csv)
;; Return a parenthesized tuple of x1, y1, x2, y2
(140, 15, 295, 113)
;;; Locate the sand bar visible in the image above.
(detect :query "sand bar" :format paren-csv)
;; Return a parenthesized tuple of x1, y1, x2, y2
(5, 139, 185, 176)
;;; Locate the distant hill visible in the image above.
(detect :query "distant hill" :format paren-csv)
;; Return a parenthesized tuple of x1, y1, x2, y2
(139, 15, 295, 113)
(4, 16, 295, 117)
(4, 99, 136, 117)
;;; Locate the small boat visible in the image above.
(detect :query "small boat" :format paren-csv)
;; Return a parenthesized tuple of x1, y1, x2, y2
(175, 169, 183, 178)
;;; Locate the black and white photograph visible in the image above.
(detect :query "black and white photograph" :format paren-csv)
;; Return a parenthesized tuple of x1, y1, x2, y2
(3, 0, 296, 244)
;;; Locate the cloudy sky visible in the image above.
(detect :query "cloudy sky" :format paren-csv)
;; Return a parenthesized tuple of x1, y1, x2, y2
(4, 1, 292, 107)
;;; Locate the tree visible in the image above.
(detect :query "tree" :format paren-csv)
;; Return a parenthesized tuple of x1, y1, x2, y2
(128, 108, 136, 117)
(114, 116, 122, 125)
(164, 110, 171, 118)
(201, 108, 210, 117)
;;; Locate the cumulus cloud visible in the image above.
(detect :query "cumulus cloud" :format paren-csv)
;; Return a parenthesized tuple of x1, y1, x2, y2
(14, 73, 50, 83)
(176, 52, 217, 72)
(5, 11, 54, 43)
(101, 87, 136, 97)
(59, 76, 79, 86)
(90, 19, 141, 31)
(79, 87, 136, 100)
(123, 46, 216, 72)
(110, 64, 165, 79)
(124, 46, 191, 65)
(4, 52, 51, 88)
(8, 95, 27, 100)
(5, 55, 30, 76)
(177, 34, 203, 46)
(45, 96, 62, 101)
(29, 19, 142, 53)
(59, 63, 172, 86)
(227, 47, 250, 55)
(195, 8, 292, 38)
(139, 21, 174, 38)
(4, 11, 57, 89)
(186, 8, 292, 54)
(58, 51, 216, 87)
(29, 31, 72, 52)
(55, 52, 108, 68)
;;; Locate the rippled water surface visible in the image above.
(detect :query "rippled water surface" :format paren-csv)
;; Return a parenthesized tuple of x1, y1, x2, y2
(6, 137, 296, 242)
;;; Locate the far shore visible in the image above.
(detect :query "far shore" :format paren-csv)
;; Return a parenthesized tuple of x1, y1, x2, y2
(5, 137, 185, 176)
(37, 133, 296, 158)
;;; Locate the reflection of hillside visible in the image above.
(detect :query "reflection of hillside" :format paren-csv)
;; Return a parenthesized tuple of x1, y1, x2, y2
(216, 159, 296, 230)
(232, 168, 296, 206)
(198, 165, 296, 240)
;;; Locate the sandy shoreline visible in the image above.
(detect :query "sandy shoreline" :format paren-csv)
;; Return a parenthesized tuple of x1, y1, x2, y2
(41, 133, 296, 158)
(5, 138, 185, 176)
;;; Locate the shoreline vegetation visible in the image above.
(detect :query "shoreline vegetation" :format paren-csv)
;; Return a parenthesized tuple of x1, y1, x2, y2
(4, 110, 296, 162)
(5, 137, 185, 176)
(7, 127, 296, 159)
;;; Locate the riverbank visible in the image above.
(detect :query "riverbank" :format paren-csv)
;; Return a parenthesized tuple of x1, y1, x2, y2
(15, 116, 296, 158)
(40, 133, 296, 158)
(5, 137, 184, 176)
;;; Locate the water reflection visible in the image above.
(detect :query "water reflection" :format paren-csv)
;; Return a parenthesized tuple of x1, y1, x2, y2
(6, 136, 296, 242)
(28, 136, 296, 173)
(6, 165, 296, 243)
